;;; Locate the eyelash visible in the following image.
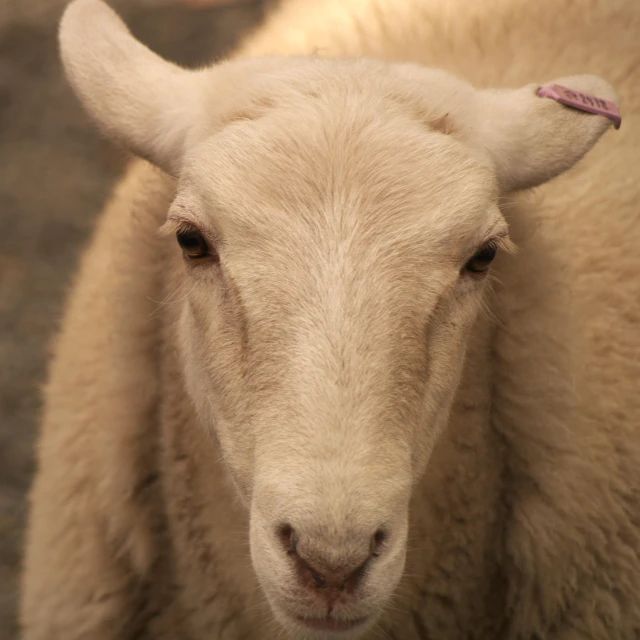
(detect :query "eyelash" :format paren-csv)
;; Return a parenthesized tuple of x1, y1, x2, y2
(173, 222, 219, 263)
(462, 239, 500, 277)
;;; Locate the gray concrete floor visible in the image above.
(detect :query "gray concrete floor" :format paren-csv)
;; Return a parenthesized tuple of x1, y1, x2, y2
(0, 2, 265, 636)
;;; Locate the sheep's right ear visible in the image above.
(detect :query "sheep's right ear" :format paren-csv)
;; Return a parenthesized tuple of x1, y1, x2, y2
(59, 0, 207, 176)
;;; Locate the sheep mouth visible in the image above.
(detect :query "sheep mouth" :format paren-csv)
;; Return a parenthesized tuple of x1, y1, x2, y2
(293, 614, 370, 632)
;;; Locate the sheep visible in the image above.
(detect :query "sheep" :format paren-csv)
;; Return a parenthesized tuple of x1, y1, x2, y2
(20, 0, 640, 638)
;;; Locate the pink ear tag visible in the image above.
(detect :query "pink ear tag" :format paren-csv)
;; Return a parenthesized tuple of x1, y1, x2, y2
(537, 84, 621, 129)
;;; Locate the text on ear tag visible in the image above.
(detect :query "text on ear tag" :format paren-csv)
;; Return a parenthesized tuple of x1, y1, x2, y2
(537, 83, 621, 130)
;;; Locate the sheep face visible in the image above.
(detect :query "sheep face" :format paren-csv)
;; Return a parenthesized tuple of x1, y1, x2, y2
(58, 0, 620, 634)
(168, 83, 504, 634)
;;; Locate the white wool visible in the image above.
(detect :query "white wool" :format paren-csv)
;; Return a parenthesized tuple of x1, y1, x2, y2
(21, 0, 640, 638)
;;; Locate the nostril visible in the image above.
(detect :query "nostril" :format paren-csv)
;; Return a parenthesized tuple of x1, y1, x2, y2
(276, 523, 297, 554)
(311, 569, 327, 589)
(371, 528, 388, 557)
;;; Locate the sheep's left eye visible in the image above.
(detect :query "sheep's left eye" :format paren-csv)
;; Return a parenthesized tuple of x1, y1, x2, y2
(464, 242, 498, 275)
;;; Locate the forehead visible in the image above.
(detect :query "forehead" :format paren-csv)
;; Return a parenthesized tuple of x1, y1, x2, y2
(179, 78, 500, 263)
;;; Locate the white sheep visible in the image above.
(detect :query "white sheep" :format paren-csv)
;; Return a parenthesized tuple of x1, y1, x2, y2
(21, 0, 640, 638)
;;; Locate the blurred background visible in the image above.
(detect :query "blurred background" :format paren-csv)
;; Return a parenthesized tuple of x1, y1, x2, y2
(0, 0, 269, 636)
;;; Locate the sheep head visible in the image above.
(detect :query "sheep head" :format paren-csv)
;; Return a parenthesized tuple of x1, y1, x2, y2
(59, 0, 618, 636)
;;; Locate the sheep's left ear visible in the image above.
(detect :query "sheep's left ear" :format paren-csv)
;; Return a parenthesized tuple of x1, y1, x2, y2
(474, 75, 621, 193)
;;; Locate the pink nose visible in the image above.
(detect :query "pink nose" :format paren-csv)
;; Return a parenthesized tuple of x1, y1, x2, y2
(277, 524, 387, 608)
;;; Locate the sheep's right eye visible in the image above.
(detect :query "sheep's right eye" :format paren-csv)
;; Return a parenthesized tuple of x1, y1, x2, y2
(176, 229, 215, 261)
